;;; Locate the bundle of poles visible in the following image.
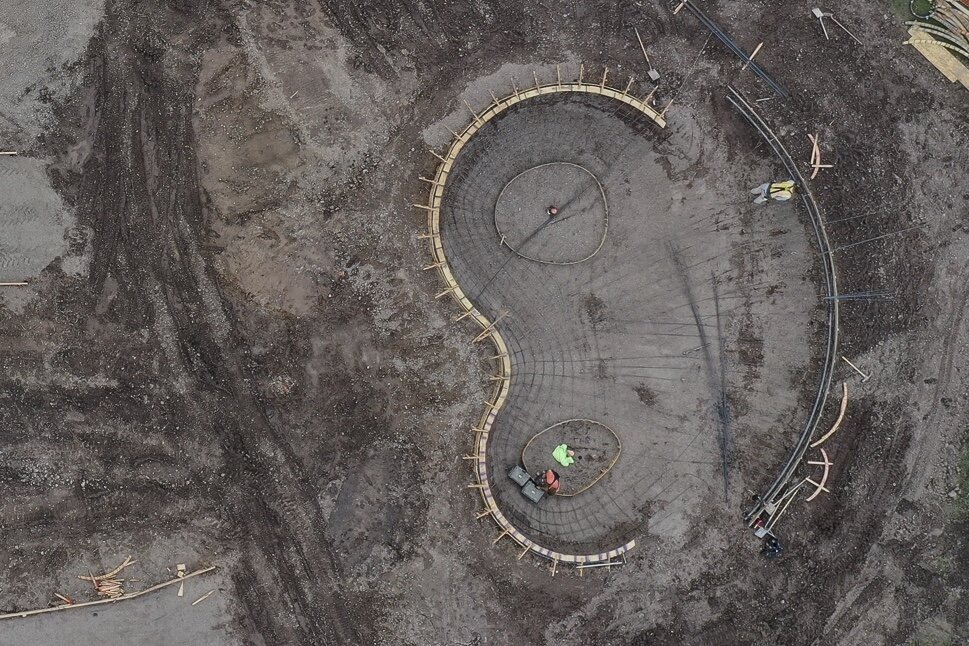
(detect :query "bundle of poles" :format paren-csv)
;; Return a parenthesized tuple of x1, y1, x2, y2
(680, 0, 789, 97)
(906, 0, 969, 60)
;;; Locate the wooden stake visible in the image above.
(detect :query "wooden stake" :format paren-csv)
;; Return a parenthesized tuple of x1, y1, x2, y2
(472, 313, 507, 343)
(741, 42, 764, 70)
(463, 100, 481, 123)
(192, 590, 216, 606)
(805, 477, 830, 493)
(808, 133, 827, 179)
(841, 356, 871, 382)
(660, 97, 674, 116)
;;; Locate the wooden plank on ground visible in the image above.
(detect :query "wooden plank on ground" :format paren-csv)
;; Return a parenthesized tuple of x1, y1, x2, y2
(907, 26, 969, 89)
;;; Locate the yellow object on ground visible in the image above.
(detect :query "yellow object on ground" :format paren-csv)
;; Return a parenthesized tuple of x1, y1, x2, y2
(768, 180, 795, 201)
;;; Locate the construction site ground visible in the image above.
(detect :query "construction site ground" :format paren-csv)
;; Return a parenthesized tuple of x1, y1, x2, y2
(0, 0, 967, 644)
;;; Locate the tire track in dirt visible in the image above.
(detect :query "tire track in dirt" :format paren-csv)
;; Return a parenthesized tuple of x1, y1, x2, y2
(907, 278, 969, 496)
(63, 1, 359, 642)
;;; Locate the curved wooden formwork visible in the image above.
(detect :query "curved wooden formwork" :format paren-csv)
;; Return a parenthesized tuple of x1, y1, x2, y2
(417, 66, 666, 572)
(805, 448, 833, 502)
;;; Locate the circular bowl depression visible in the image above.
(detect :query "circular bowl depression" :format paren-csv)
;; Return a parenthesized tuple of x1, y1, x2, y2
(494, 162, 608, 265)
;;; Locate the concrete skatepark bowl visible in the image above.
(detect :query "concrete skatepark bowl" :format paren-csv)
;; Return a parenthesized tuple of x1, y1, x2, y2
(425, 84, 823, 563)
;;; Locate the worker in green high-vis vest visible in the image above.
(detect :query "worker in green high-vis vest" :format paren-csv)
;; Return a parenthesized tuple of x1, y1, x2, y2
(553, 444, 575, 467)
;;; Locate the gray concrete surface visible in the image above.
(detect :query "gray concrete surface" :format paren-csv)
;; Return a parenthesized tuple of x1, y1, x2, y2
(440, 92, 820, 554)
(0, 158, 71, 281)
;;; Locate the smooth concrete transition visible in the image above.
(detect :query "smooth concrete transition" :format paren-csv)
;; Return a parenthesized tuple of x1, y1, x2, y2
(439, 92, 821, 554)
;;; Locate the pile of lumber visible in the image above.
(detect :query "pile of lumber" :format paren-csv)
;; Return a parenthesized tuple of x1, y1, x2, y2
(77, 555, 136, 599)
(905, 0, 969, 89)
(0, 558, 218, 621)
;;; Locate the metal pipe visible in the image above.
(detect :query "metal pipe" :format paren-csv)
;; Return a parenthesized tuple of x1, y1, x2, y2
(727, 87, 840, 526)
(683, 1, 789, 97)
(575, 560, 625, 570)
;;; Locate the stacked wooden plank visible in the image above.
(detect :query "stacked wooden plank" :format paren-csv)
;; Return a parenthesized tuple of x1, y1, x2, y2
(905, 0, 969, 90)
(77, 555, 136, 599)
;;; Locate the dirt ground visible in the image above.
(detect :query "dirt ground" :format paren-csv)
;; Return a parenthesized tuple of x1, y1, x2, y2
(1, 0, 968, 644)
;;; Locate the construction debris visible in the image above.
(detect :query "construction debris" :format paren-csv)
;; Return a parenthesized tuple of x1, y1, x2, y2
(78, 555, 136, 583)
(192, 590, 216, 606)
(811, 382, 849, 448)
(177, 563, 188, 596)
(905, 1, 969, 90)
(741, 42, 764, 71)
(841, 355, 871, 382)
(78, 556, 137, 599)
(0, 565, 218, 621)
(907, 0, 969, 57)
(807, 133, 832, 179)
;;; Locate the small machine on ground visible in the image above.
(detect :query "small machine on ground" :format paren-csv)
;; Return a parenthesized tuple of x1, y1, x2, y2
(508, 465, 547, 503)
